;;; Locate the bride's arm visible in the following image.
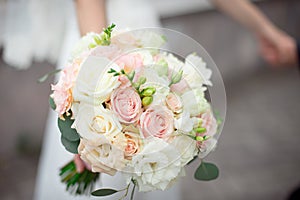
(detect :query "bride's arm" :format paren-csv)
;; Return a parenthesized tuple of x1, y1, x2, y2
(75, 0, 107, 36)
(74, 0, 107, 172)
(211, 0, 297, 66)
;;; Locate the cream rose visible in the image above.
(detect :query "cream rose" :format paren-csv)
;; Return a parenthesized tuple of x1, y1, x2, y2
(166, 92, 183, 113)
(78, 136, 126, 176)
(111, 87, 142, 124)
(73, 103, 122, 141)
(124, 132, 142, 160)
(139, 105, 174, 139)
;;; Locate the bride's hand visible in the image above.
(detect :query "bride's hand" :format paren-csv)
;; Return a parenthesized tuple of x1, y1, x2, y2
(74, 154, 91, 173)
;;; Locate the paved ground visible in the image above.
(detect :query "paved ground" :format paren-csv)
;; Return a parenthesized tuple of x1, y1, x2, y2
(0, 0, 300, 199)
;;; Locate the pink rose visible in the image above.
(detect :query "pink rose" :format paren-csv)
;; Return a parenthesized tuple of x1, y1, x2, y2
(166, 93, 183, 113)
(139, 105, 174, 139)
(116, 53, 143, 77)
(111, 87, 142, 124)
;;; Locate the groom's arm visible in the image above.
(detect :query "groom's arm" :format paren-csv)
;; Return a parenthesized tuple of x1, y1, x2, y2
(75, 0, 107, 36)
(211, 0, 297, 67)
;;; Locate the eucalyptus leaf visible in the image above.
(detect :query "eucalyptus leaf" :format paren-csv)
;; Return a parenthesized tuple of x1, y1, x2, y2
(37, 69, 61, 83)
(91, 188, 119, 196)
(194, 162, 219, 181)
(58, 115, 80, 142)
(61, 136, 79, 154)
(49, 96, 56, 110)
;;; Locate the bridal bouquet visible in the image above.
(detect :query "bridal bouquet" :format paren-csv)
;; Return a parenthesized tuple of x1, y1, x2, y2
(48, 24, 221, 199)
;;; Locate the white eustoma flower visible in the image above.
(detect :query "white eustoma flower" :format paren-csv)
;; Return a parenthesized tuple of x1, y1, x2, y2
(174, 110, 194, 133)
(72, 56, 121, 105)
(71, 32, 99, 59)
(125, 138, 183, 192)
(73, 103, 123, 141)
(170, 135, 198, 166)
(181, 88, 210, 117)
(135, 30, 166, 48)
(164, 53, 184, 71)
(183, 54, 212, 88)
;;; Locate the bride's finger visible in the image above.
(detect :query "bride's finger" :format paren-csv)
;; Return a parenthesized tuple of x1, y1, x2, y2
(74, 154, 85, 173)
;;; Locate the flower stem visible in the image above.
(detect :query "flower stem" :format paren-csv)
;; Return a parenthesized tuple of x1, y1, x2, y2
(130, 183, 136, 200)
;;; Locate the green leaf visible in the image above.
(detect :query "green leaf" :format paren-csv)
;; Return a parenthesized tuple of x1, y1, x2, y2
(194, 162, 219, 181)
(37, 69, 61, 83)
(61, 136, 80, 154)
(127, 71, 135, 81)
(92, 188, 119, 196)
(49, 96, 56, 110)
(58, 115, 80, 142)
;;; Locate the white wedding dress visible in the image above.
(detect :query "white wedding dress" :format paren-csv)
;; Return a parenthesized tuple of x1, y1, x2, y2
(33, 0, 181, 199)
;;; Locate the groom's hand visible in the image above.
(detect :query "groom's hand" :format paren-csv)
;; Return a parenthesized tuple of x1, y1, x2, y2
(257, 30, 298, 67)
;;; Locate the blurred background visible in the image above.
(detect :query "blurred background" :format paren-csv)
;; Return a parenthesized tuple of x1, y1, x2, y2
(0, 0, 299, 199)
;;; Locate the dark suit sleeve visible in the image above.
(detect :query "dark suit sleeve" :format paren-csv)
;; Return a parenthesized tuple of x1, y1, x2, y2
(297, 41, 300, 68)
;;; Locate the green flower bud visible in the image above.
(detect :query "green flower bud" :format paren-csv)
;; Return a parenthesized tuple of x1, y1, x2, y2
(127, 70, 135, 81)
(171, 69, 183, 85)
(93, 36, 102, 45)
(142, 96, 153, 107)
(88, 43, 97, 49)
(132, 82, 140, 89)
(138, 77, 147, 85)
(196, 136, 204, 142)
(203, 135, 210, 141)
(154, 59, 169, 76)
(195, 127, 206, 134)
(141, 87, 156, 97)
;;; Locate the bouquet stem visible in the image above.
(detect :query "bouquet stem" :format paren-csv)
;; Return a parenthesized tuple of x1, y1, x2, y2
(60, 160, 100, 195)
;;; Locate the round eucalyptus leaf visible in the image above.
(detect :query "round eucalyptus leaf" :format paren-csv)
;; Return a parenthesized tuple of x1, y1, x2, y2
(49, 96, 56, 110)
(92, 188, 119, 196)
(58, 115, 80, 142)
(194, 162, 219, 181)
(61, 136, 79, 154)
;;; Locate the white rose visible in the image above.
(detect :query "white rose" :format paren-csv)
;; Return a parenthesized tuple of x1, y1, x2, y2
(71, 32, 99, 59)
(78, 137, 126, 176)
(184, 54, 212, 87)
(181, 88, 210, 116)
(125, 138, 183, 192)
(174, 111, 194, 133)
(170, 134, 198, 166)
(73, 103, 122, 141)
(72, 56, 120, 104)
